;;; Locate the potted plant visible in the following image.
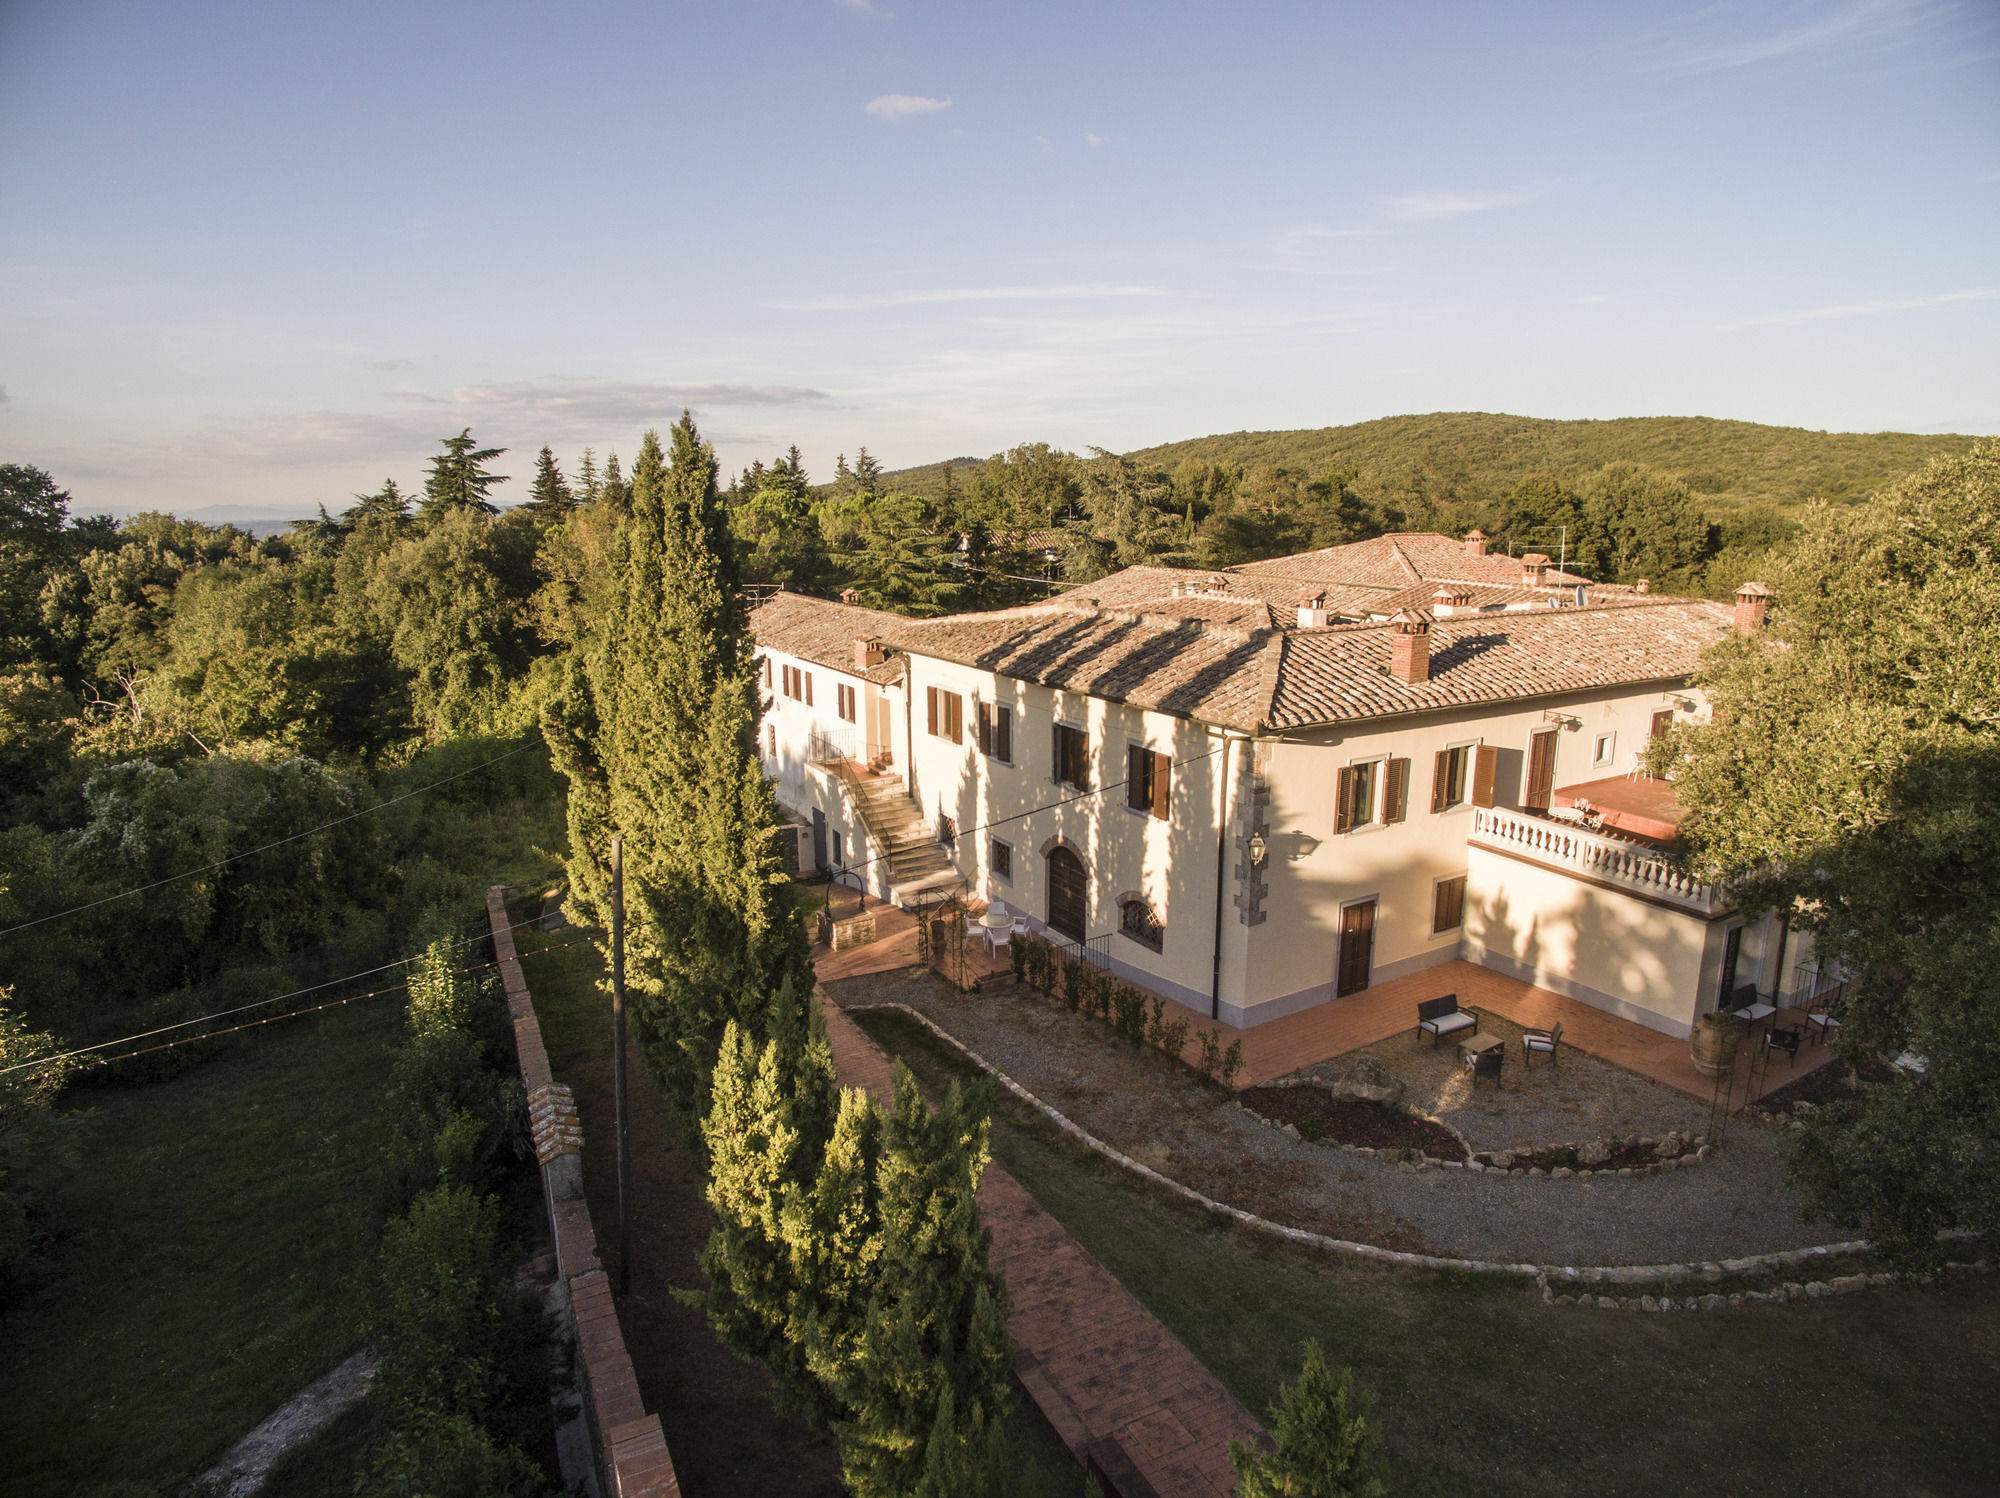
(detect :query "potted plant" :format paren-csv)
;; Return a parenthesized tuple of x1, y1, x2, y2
(1689, 1007, 1744, 1079)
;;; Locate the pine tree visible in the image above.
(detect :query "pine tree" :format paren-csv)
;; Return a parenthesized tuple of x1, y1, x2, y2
(420, 428, 509, 521)
(343, 477, 411, 531)
(600, 451, 629, 513)
(1229, 1341, 1386, 1498)
(574, 448, 601, 506)
(834, 1063, 1012, 1498)
(525, 444, 576, 518)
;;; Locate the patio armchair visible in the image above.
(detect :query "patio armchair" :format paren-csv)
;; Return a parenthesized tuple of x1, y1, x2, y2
(1522, 1021, 1563, 1067)
(1417, 994, 1478, 1048)
(1804, 993, 1843, 1048)
(1466, 1045, 1504, 1085)
(1763, 1023, 1804, 1067)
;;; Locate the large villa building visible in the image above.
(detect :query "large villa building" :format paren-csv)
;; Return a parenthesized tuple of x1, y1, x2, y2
(750, 531, 1814, 1038)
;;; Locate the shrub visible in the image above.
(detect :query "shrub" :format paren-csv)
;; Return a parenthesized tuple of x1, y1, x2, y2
(1228, 1339, 1386, 1498)
(356, 1409, 551, 1498)
(1221, 1040, 1244, 1090)
(1196, 1028, 1223, 1082)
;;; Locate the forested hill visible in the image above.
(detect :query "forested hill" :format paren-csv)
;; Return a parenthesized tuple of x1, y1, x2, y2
(1118, 414, 1975, 517)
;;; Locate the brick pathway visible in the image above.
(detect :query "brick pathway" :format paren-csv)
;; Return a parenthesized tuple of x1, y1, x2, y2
(819, 996, 1263, 1498)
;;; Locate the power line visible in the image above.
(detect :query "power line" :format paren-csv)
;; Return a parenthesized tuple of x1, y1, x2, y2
(0, 741, 535, 938)
(0, 912, 559, 1079)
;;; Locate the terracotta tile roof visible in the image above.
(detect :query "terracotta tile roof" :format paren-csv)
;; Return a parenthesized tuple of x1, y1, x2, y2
(1264, 598, 1733, 728)
(1233, 532, 1589, 592)
(747, 536, 1730, 733)
(746, 591, 927, 676)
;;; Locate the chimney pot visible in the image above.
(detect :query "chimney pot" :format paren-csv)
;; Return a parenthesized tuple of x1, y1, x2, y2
(1521, 553, 1552, 587)
(1432, 584, 1473, 617)
(1635, 578, 1651, 595)
(854, 634, 886, 670)
(1463, 528, 1489, 557)
(1389, 609, 1432, 684)
(1296, 590, 1329, 628)
(1734, 582, 1771, 635)
(839, 587, 860, 606)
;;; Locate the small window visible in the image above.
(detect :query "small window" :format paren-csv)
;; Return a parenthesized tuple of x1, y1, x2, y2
(761, 656, 772, 687)
(990, 837, 1013, 882)
(831, 829, 844, 868)
(1433, 874, 1467, 934)
(1335, 760, 1380, 833)
(837, 683, 857, 723)
(978, 701, 1014, 763)
(1053, 723, 1089, 790)
(1594, 731, 1616, 768)
(926, 686, 963, 744)
(1126, 746, 1172, 819)
(1118, 897, 1164, 952)
(1431, 744, 1471, 813)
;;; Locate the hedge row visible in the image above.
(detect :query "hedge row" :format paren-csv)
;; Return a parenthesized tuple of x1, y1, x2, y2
(1010, 934, 1241, 1088)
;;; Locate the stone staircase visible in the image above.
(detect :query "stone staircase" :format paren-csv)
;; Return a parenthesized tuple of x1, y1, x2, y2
(835, 762, 959, 904)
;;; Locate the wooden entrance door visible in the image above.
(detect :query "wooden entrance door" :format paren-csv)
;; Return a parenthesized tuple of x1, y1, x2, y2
(1336, 899, 1376, 997)
(1046, 846, 1088, 943)
(1525, 729, 1559, 811)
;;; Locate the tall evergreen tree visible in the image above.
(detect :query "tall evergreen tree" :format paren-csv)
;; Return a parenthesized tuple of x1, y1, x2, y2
(545, 414, 811, 1119)
(420, 428, 509, 521)
(343, 477, 412, 532)
(524, 444, 575, 519)
(834, 1063, 1012, 1498)
(574, 448, 602, 506)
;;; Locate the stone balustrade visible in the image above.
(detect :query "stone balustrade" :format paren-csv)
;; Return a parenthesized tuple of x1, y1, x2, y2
(1469, 806, 1724, 914)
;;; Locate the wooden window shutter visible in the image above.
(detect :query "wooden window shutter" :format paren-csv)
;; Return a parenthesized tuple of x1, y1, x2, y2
(803, 672, 812, 707)
(1471, 746, 1498, 808)
(1652, 709, 1674, 740)
(1127, 745, 1147, 811)
(927, 686, 939, 736)
(1151, 752, 1172, 820)
(996, 705, 1012, 763)
(1053, 721, 1064, 783)
(947, 694, 962, 745)
(1384, 757, 1408, 824)
(1335, 766, 1356, 833)
(977, 701, 992, 755)
(1431, 750, 1450, 814)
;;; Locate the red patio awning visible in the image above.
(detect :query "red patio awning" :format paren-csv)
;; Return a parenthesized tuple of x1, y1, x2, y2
(1550, 775, 1684, 843)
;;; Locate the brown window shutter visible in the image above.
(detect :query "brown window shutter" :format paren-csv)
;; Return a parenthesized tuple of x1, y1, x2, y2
(978, 702, 992, 755)
(996, 706, 1011, 763)
(1335, 766, 1355, 833)
(1431, 750, 1450, 814)
(1652, 709, 1674, 740)
(803, 672, 812, 707)
(1471, 745, 1498, 808)
(1151, 752, 1172, 819)
(1384, 757, 1408, 824)
(948, 694, 962, 744)
(1127, 745, 1147, 811)
(1052, 722, 1064, 783)
(927, 686, 938, 736)
(1525, 729, 1557, 810)
(1434, 875, 1466, 933)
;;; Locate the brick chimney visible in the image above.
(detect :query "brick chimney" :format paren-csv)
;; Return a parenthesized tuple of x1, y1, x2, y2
(839, 587, 860, 605)
(1635, 578, 1651, 595)
(1521, 553, 1551, 587)
(1463, 529, 1488, 558)
(1389, 609, 1432, 684)
(1432, 585, 1473, 618)
(1734, 582, 1771, 635)
(854, 635, 887, 670)
(1296, 591, 1329, 628)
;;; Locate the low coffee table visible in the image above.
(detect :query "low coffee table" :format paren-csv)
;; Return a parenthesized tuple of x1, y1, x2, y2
(1460, 1032, 1504, 1060)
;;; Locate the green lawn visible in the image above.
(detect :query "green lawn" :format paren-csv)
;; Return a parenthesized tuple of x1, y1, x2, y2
(0, 995, 403, 1498)
(860, 1008, 2000, 1498)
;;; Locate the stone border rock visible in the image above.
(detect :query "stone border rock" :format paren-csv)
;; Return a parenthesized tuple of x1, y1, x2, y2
(846, 1001, 1934, 1302)
(1540, 1259, 1992, 1312)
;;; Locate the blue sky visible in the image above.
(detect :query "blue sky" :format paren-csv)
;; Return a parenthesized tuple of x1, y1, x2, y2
(2, 0, 1996, 519)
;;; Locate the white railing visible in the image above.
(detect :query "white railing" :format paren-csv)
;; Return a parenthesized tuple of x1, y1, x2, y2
(1469, 806, 1725, 914)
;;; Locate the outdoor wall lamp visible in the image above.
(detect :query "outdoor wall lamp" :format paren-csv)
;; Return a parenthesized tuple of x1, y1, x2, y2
(1542, 711, 1582, 730)
(1247, 831, 1269, 866)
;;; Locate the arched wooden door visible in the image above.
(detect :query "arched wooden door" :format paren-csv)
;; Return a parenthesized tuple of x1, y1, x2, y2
(1046, 846, 1088, 943)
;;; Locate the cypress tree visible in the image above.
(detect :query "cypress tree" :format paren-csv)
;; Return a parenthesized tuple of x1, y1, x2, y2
(545, 414, 812, 1119)
(1228, 1340, 1386, 1498)
(835, 1062, 1012, 1498)
(790, 1082, 885, 1420)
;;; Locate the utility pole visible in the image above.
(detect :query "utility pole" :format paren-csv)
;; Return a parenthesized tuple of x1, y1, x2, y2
(610, 835, 630, 1295)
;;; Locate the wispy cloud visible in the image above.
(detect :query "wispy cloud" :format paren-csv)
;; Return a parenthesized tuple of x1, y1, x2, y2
(771, 284, 1165, 311)
(1714, 287, 1995, 332)
(1675, 0, 1940, 72)
(1383, 185, 1548, 223)
(864, 93, 950, 120)
(391, 378, 830, 418)
(838, 0, 893, 18)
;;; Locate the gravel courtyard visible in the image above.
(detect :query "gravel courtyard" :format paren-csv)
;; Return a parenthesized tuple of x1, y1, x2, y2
(827, 965, 1830, 1268)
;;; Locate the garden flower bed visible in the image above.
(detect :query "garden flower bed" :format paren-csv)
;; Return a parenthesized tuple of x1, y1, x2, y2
(1238, 1086, 1466, 1159)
